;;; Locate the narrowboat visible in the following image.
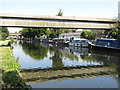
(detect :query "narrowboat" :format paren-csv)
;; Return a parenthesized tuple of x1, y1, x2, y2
(88, 38, 120, 52)
(52, 38, 64, 44)
(69, 38, 89, 47)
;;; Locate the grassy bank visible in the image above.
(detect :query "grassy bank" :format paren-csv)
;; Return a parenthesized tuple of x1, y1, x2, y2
(0, 40, 12, 46)
(0, 40, 31, 89)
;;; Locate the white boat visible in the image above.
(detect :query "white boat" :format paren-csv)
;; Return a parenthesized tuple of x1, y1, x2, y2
(69, 38, 89, 47)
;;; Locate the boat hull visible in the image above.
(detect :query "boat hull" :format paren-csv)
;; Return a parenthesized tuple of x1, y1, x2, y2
(88, 43, 120, 53)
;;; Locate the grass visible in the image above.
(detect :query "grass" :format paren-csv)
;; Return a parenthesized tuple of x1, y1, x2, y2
(0, 47, 20, 71)
(0, 40, 31, 89)
(0, 40, 11, 46)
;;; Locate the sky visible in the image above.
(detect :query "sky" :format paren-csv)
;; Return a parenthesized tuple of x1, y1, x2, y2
(0, 0, 119, 33)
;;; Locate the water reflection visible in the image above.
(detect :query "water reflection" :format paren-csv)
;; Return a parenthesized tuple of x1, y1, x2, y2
(13, 41, 120, 88)
(14, 41, 120, 74)
(50, 50, 64, 69)
(13, 41, 120, 71)
(49, 45, 79, 61)
(21, 41, 48, 60)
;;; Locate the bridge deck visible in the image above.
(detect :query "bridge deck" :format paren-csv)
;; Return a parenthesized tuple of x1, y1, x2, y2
(0, 14, 117, 29)
(0, 14, 117, 22)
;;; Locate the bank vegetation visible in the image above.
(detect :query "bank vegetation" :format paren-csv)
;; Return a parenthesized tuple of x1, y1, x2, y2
(0, 40, 31, 89)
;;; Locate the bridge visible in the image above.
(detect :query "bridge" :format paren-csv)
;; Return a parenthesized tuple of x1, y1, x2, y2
(20, 65, 114, 83)
(0, 14, 117, 30)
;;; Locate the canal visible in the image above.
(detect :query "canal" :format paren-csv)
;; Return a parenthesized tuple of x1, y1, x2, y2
(12, 41, 120, 88)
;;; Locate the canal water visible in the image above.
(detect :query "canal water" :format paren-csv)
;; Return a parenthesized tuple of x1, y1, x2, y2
(12, 41, 120, 88)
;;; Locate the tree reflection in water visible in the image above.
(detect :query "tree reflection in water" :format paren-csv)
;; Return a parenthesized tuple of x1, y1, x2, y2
(20, 41, 120, 81)
(81, 54, 97, 63)
(49, 45, 79, 61)
(21, 42, 48, 60)
(49, 46, 79, 69)
(50, 50, 64, 69)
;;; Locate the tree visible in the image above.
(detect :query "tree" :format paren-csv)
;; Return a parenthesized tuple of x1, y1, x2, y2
(48, 9, 64, 38)
(56, 9, 63, 16)
(49, 33, 57, 38)
(0, 27, 9, 40)
(108, 21, 120, 39)
(81, 30, 95, 40)
(20, 28, 48, 40)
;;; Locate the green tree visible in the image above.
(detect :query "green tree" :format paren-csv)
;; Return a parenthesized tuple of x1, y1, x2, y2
(56, 9, 63, 16)
(0, 27, 9, 40)
(49, 9, 72, 38)
(20, 28, 48, 40)
(64, 29, 70, 33)
(48, 28, 62, 38)
(81, 30, 95, 40)
(49, 33, 57, 38)
(108, 21, 120, 39)
(48, 9, 64, 38)
(49, 9, 73, 38)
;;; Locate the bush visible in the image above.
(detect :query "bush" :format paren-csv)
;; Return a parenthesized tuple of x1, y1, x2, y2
(0, 33, 8, 40)
(81, 30, 95, 40)
(108, 21, 120, 39)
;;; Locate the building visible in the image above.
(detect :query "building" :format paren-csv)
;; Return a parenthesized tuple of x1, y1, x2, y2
(59, 29, 82, 40)
(8, 33, 21, 39)
(118, 1, 120, 20)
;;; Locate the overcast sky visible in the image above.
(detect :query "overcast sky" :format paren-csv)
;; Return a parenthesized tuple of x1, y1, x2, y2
(0, 0, 119, 33)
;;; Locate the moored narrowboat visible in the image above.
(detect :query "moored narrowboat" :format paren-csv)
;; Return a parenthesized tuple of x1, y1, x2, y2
(69, 38, 89, 47)
(88, 38, 120, 52)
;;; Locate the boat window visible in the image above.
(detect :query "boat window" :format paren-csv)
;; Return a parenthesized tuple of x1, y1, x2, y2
(81, 40, 87, 43)
(104, 42, 110, 46)
(97, 41, 110, 46)
(97, 41, 103, 45)
(72, 40, 80, 43)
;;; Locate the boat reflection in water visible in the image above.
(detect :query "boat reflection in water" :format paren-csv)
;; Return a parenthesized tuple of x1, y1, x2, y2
(12, 41, 120, 88)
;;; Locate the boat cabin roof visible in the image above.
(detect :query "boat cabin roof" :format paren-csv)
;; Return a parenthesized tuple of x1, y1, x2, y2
(96, 38, 118, 42)
(73, 38, 88, 41)
(53, 38, 64, 40)
(95, 38, 120, 48)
